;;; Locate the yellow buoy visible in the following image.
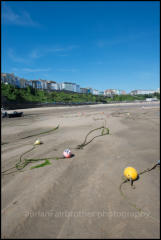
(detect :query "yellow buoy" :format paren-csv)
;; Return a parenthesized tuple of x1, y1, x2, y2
(34, 139, 41, 145)
(124, 167, 138, 180)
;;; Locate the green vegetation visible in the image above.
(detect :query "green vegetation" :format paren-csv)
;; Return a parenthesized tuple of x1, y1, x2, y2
(30, 159, 51, 169)
(1, 83, 160, 105)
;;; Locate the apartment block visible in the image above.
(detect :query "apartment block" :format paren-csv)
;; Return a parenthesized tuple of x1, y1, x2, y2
(80, 88, 88, 94)
(39, 79, 48, 90)
(130, 90, 155, 95)
(98, 91, 104, 95)
(104, 89, 118, 96)
(93, 89, 99, 95)
(75, 84, 80, 93)
(26, 80, 33, 87)
(156, 88, 160, 93)
(119, 90, 126, 95)
(1, 73, 21, 88)
(61, 82, 80, 92)
(47, 81, 59, 90)
(86, 88, 93, 94)
(31, 80, 42, 89)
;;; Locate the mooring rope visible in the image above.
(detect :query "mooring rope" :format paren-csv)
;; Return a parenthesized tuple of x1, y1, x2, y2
(119, 162, 160, 222)
(21, 125, 59, 139)
(2, 125, 60, 175)
(2, 123, 110, 175)
(119, 178, 142, 212)
(75, 126, 109, 149)
(1, 126, 59, 146)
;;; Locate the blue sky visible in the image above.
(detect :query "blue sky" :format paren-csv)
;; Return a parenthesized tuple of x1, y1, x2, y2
(1, 1, 160, 93)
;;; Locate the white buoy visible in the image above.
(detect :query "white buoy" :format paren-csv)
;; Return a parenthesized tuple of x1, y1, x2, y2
(63, 149, 72, 158)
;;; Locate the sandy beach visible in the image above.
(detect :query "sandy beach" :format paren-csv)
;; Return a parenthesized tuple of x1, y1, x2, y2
(1, 101, 160, 239)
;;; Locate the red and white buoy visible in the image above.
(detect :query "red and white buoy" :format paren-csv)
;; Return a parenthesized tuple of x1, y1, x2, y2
(63, 149, 72, 158)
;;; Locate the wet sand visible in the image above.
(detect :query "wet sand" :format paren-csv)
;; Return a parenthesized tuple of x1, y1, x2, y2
(1, 102, 160, 238)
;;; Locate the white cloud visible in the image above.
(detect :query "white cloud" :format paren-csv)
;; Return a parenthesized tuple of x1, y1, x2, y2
(29, 45, 79, 59)
(23, 68, 51, 73)
(96, 33, 148, 48)
(7, 43, 79, 66)
(89, 61, 103, 65)
(58, 54, 68, 57)
(29, 49, 43, 59)
(66, 45, 79, 50)
(97, 38, 127, 48)
(12, 67, 51, 73)
(2, 4, 40, 27)
(45, 45, 79, 53)
(8, 48, 29, 63)
(57, 68, 79, 73)
(47, 47, 66, 52)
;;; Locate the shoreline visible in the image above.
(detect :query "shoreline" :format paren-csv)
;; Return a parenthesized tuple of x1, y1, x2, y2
(4, 100, 160, 113)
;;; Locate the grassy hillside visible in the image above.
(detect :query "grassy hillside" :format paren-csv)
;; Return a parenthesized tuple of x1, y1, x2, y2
(1, 83, 160, 106)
